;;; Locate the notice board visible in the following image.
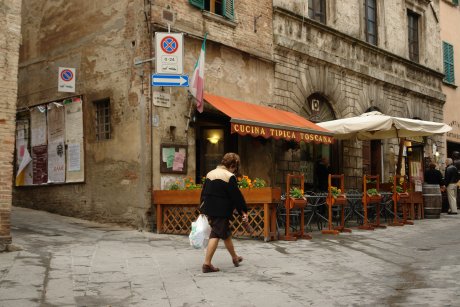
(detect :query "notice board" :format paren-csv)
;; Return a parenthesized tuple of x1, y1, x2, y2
(160, 144, 187, 174)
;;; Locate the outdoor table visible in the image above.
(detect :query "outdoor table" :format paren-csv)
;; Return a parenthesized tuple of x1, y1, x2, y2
(305, 193, 328, 230)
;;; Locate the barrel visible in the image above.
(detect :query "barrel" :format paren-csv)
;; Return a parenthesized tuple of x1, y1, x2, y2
(423, 184, 442, 219)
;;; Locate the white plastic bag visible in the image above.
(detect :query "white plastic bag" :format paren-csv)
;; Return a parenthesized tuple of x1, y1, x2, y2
(189, 214, 211, 249)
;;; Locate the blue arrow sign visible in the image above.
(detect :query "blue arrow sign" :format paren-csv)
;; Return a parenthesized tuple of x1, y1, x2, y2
(152, 74, 189, 87)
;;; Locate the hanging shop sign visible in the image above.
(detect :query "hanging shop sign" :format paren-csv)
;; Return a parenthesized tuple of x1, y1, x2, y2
(231, 123, 334, 144)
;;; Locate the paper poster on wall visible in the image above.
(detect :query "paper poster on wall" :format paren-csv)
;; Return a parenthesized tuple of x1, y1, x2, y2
(15, 147, 32, 186)
(30, 107, 47, 147)
(32, 145, 48, 184)
(48, 141, 66, 183)
(64, 98, 83, 142)
(66, 142, 84, 182)
(15, 120, 29, 169)
(67, 143, 81, 171)
(172, 150, 185, 171)
(47, 103, 65, 143)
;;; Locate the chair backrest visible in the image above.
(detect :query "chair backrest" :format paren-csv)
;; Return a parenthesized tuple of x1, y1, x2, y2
(328, 174, 344, 195)
(286, 174, 304, 197)
(392, 175, 407, 193)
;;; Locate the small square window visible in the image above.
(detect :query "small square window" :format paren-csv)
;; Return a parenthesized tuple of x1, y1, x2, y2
(94, 99, 111, 141)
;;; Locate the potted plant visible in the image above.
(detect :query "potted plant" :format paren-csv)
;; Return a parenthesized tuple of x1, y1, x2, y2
(327, 186, 346, 205)
(287, 187, 307, 209)
(364, 188, 382, 204)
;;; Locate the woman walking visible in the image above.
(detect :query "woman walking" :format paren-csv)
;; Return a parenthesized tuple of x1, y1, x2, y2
(199, 153, 248, 273)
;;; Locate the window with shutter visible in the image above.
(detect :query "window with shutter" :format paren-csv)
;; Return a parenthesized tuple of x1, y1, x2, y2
(223, 0, 234, 20)
(190, 0, 234, 20)
(189, 0, 205, 10)
(443, 41, 455, 84)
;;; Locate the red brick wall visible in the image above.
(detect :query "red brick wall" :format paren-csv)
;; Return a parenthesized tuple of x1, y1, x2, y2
(0, 0, 22, 246)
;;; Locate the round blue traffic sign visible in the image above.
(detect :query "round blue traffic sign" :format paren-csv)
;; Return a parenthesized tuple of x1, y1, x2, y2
(60, 69, 74, 82)
(161, 36, 178, 54)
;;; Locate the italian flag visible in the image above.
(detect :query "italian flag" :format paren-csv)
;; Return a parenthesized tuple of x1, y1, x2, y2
(189, 33, 207, 113)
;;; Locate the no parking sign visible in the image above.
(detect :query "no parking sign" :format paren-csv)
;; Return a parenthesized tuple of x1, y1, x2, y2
(58, 67, 76, 93)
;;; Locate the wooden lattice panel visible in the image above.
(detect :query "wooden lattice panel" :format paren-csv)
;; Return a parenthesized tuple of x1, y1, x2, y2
(162, 206, 200, 235)
(161, 205, 266, 239)
(230, 206, 264, 238)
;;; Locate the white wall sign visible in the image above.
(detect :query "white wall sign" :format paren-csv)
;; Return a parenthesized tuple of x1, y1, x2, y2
(153, 91, 171, 108)
(58, 67, 76, 92)
(155, 32, 184, 74)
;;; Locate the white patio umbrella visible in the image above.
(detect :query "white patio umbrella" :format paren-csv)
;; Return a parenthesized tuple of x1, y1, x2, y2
(316, 111, 452, 141)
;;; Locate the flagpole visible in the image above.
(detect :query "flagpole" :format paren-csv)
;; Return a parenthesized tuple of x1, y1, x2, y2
(186, 33, 207, 133)
(185, 93, 195, 133)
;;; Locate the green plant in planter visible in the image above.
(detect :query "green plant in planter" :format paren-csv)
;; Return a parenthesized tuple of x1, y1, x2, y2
(330, 186, 342, 198)
(289, 187, 304, 199)
(367, 188, 379, 196)
(395, 185, 404, 193)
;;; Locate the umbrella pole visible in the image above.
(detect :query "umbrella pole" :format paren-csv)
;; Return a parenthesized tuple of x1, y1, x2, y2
(396, 138, 405, 176)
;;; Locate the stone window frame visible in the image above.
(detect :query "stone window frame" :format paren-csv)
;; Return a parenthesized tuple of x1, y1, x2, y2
(94, 98, 111, 141)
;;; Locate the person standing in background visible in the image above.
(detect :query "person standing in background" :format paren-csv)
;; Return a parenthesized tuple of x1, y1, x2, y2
(424, 162, 444, 187)
(442, 158, 458, 215)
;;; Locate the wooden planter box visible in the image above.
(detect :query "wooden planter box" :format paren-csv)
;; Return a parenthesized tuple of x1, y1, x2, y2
(364, 194, 382, 204)
(152, 187, 281, 241)
(327, 195, 347, 206)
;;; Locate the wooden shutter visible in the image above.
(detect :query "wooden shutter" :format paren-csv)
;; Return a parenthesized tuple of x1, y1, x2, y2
(222, 0, 235, 20)
(189, 0, 205, 10)
(443, 41, 455, 84)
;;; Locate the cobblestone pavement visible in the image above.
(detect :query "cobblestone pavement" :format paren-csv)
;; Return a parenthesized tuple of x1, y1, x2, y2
(1, 207, 460, 307)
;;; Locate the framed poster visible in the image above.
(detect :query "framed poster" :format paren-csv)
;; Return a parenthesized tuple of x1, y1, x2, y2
(160, 144, 187, 174)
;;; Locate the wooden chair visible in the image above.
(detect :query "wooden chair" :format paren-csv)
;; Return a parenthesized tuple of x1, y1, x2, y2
(322, 174, 352, 235)
(279, 174, 312, 241)
(389, 175, 413, 226)
(360, 175, 386, 230)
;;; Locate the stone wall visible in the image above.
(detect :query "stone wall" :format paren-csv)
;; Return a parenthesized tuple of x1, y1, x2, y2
(15, 0, 153, 228)
(0, 0, 22, 248)
(149, 0, 275, 190)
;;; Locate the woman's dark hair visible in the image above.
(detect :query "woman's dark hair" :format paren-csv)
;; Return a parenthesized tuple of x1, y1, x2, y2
(429, 162, 436, 170)
(221, 152, 240, 171)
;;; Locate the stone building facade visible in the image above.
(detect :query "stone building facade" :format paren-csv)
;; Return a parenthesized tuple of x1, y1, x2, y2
(15, 0, 275, 227)
(440, 0, 460, 155)
(271, 0, 446, 189)
(15, 0, 153, 227)
(0, 0, 22, 249)
(14, 0, 448, 227)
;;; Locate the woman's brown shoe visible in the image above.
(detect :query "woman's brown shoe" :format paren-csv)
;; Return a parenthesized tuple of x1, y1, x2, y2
(202, 264, 220, 273)
(232, 256, 243, 267)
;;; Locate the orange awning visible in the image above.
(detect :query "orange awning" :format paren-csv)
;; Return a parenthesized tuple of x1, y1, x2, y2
(204, 93, 334, 144)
